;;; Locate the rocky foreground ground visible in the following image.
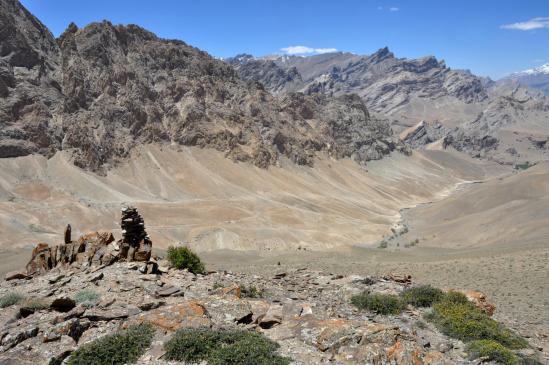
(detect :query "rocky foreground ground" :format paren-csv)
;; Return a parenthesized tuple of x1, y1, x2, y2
(0, 247, 544, 364)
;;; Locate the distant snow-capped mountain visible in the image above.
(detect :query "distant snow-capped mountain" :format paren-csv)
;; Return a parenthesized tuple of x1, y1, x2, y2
(504, 64, 549, 95)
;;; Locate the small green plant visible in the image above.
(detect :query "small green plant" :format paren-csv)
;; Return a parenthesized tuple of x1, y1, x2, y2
(414, 320, 427, 329)
(212, 281, 225, 290)
(74, 289, 100, 308)
(515, 161, 534, 170)
(240, 285, 265, 298)
(167, 246, 205, 274)
(351, 292, 405, 315)
(467, 340, 519, 365)
(67, 323, 154, 365)
(426, 297, 528, 349)
(163, 327, 289, 365)
(401, 285, 445, 307)
(0, 293, 24, 308)
(378, 240, 388, 249)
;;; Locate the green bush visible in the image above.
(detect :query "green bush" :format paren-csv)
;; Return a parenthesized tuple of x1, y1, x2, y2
(167, 246, 205, 274)
(442, 291, 470, 305)
(0, 293, 24, 308)
(426, 297, 528, 349)
(67, 323, 154, 365)
(378, 240, 388, 249)
(401, 285, 445, 307)
(74, 289, 100, 308)
(241, 285, 264, 298)
(351, 292, 405, 315)
(467, 340, 519, 365)
(163, 327, 289, 365)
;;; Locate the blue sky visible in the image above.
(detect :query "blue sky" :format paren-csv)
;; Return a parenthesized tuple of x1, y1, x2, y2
(21, 0, 549, 79)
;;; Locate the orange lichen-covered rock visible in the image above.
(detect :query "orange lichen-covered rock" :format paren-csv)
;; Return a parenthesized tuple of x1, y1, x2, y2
(131, 301, 210, 331)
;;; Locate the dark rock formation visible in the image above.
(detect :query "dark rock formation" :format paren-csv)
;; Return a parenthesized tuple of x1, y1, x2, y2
(64, 224, 71, 244)
(402, 121, 449, 148)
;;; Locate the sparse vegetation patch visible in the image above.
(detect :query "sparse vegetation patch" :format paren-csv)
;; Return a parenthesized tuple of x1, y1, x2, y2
(74, 289, 100, 308)
(351, 292, 405, 315)
(467, 340, 519, 365)
(425, 296, 528, 349)
(67, 323, 154, 365)
(0, 292, 24, 308)
(240, 285, 265, 298)
(163, 327, 290, 365)
(401, 285, 445, 307)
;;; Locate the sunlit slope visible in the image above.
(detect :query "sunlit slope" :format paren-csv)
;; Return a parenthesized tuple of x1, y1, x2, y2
(0, 146, 505, 251)
(406, 162, 549, 248)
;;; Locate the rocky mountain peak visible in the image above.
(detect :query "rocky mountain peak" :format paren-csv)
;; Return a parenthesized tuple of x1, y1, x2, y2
(369, 46, 394, 63)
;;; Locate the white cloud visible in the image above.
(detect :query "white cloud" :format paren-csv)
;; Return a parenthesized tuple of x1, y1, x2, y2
(280, 46, 337, 55)
(501, 17, 549, 31)
(389, 7, 399, 11)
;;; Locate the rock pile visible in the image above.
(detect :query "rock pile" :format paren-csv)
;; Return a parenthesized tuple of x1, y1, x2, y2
(13, 207, 153, 278)
(118, 207, 152, 262)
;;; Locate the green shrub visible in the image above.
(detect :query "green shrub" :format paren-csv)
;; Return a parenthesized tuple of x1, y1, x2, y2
(467, 340, 519, 365)
(167, 246, 205, 274)
(401, 285, 445, 307)
(351, 292, 405, 315)
(74, 289, 100, 308)
(67, 323, 154, 365)
(426, 298, 528, 349)
(442, 291, 470, 305)
(0, 293, 24, 308)
(241, 285, 264, 298)
(378, 240, 388, 249)
(164, 327, 289, 365)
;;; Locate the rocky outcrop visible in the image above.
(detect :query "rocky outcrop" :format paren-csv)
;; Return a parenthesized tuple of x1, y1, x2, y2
(24, 207, 152, 276)
(0, 0, 406, 173)
(401, 121, 449, 149)
(25, 232, 117, 275)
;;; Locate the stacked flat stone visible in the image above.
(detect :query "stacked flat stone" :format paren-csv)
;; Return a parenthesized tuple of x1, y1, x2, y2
(119, 206, 152, 262)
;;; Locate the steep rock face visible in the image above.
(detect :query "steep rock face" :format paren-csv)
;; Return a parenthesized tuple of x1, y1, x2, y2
(0, 0, 405, 172)
(0, 0, 63, 159)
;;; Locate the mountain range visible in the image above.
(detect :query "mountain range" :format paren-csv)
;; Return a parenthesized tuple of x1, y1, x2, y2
(228, 52, 549, 165)
(503, 63, 549, 96)
(2, 0, 549, 174)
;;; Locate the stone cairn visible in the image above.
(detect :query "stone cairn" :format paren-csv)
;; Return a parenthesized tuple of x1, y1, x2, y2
(118, 206, 152, 262)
